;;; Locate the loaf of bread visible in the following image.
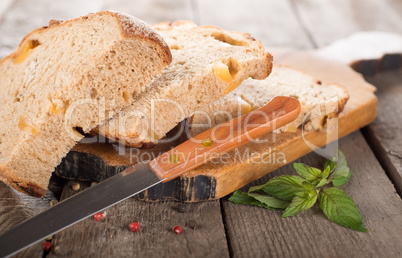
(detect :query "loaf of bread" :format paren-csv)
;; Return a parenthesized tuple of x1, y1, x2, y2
(0, 11, 172, 196)
(97, 21, 273, 147)
(189, 65, 349, 136)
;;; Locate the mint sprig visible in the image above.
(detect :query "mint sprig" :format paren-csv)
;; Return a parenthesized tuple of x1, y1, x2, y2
(328, 151, 353, 187)
(258, 175, 305, 201)
(283, 182, 317, 217)
(228, 150, 367, 232)
(293, 163, 322, 183)
(230, 191, 290, 210)
(320, 188, 367, 232)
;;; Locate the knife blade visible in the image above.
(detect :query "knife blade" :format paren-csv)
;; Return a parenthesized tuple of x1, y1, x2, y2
(0, 96, 300, 257)
(0, 164, 159, 257)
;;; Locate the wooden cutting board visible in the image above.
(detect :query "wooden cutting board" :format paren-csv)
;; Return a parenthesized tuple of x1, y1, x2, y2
(54, 48, 378, 202)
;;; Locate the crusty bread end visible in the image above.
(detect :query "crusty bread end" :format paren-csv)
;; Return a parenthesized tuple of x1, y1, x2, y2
(0, 11, 171, 196)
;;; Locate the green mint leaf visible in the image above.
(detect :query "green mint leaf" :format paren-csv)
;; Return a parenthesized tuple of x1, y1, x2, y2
(282, 190, 318, 217)
(315, 167, 331, 188)
(334, 150, 347, 168)
(352, 222, 369, 232)
(301, 181, 316, 193)
(322, 165, 330, 179)
(334, 151, 348, 172)
(319, 188, 367, 232)
(293, 163, 322, 183)
(329, 150, 352, 186)
(229, 191, 265, 206)
(248, 184, 265, 193)
(229, 191, 290, 210)
(323, 159, 336, 173)
(248, 193, 290, 210)
(331, 173, 352, 187)
(262, 175, 305, 201)
(315, 178, 327, 188)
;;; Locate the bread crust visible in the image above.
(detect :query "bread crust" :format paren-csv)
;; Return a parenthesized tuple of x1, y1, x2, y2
(112, 11, 172, 65)
(153, 20, 272, 78)
(0, 165, 46, 197)
(2, 11, 172, 68)
(98, 20, 273, 147)
(0, 11, 172, 197)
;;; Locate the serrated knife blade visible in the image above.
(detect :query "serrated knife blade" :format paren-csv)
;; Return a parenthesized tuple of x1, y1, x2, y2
(0, 96, 301, 257)
(0, 163, 161, 257)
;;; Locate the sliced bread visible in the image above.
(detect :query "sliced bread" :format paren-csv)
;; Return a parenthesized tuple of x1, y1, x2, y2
(97, 21, 273, 147)
(189, 65, 350, 137)
(0, 11, 172, 196)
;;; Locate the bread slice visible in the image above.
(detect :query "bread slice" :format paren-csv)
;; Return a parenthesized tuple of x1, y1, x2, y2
(189, 65, 349, 137)
(0, 11, 172, 197)
(97, 21, 273, 147)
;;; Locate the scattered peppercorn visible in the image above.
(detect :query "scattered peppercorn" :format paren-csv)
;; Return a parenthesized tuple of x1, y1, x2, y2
(129, 222, 140, 232)
(94, 212, 103, 222)
(188, 220, 198, 230)
(71, 182, 80, 191)
(172, 225, 182, 234)
(175, 203, 189, 213)
(42, 241, 52, 252)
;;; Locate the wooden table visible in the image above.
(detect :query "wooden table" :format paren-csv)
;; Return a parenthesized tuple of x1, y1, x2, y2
(1, 0, 402, 257)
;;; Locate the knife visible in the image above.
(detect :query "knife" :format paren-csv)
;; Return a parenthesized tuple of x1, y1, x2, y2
(0, 96, 300, 257)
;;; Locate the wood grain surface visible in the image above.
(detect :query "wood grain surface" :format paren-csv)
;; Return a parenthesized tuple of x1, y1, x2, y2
(0, 182, 51, 257)
(0, 0, 106, 58)
(292, 0, 402, 77)
(0, 0, 14, 19)
(195, 0, 313, 49)
(292, 0, 402, 47)
(363, 70, 402, 195)
(222, 131, 402, 257)
(0, 0, 401, 257)
(103, 0, 194, 25)
(48, 181, 229, 258)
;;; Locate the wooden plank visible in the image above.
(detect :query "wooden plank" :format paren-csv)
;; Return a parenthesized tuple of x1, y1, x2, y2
(0, 0, 194, 58)
(195, 0, 313, 48)
(47, 181, 229, 257)
(1, 2, 397, 258)
(0, 183, 50, 232)
(103, 0, 194, 25)
(362, 70, 402, 195)
(292, 0, 402, 47)
(0, 0, 14, 21)
(221, 131, 402, 257)
(289, 0, 402, 193)
(0, 0, 105, 58)
(291, 0, 402, 193)
(0, 182, 51, 257)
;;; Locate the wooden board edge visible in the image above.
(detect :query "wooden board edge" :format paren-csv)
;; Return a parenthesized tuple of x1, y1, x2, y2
(211, 95, 377, 198)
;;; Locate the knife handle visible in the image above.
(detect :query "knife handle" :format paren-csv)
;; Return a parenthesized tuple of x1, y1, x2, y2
(149, 96, 301, 182)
